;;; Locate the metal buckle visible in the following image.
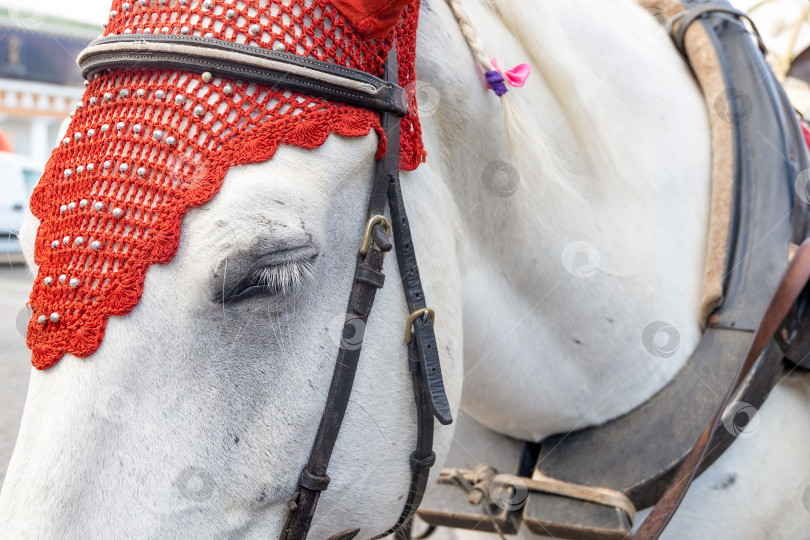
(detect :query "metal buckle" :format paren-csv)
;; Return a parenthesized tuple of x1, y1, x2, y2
(359, 215, 391, 256)
(405, 308, 435, 343)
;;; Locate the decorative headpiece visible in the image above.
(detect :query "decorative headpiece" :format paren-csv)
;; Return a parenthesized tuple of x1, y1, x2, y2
(26, 0, 424, 369)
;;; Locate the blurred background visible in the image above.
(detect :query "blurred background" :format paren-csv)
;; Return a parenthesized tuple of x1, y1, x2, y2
(1, 0, 810, 494)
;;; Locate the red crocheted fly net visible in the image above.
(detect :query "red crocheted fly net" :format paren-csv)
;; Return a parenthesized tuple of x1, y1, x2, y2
(27, 0, 425, 369)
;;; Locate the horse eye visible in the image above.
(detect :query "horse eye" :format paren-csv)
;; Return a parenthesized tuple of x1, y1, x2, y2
(219, 256, 316, 303)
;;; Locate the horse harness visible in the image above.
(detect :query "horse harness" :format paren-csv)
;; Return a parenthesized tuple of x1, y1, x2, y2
(78, 1, 810, 539)
(80, 31, 452, 540)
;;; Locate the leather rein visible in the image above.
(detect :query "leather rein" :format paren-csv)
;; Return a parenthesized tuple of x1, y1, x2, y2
(79, 38, 453, 540)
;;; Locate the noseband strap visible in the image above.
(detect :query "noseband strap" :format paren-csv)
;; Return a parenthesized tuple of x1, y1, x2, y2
(278, 49, 452, 539)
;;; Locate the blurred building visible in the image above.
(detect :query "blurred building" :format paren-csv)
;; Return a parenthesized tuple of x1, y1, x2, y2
(0, 8, 99, 166)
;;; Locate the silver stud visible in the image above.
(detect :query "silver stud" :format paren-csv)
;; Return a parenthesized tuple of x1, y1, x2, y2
(143, 28, 151, 34)
(62, 237, 69, 245)
(84, 80, 90, 87)
(273, 42, 286, 52)
(59, 204, 67, 213)
(122, 2, 130, 11)
(137, 167, 147, 176)
(69, 278, 80, 288)
(75, 101, 83, 110)
(86, 164, 94, 172)
(161, 26, 169, 34)
(90, 97, 98, 105)
(109, 10, 117, 19)
(73, 132, 82, 142)
(155, 90, 166, 100)
(95, 202, 105, 211)
(152, 130, 163, 140)
(103, 92, 113, 101)
(51, 240, 59, 249)
(139, 0, 146, 5)
(91, 240, 102, 251)
(179, 0, 187, 5)
(223, 84, 233, 95)
(74, 236, 84, 246)
(133, 124, 142, 134)
(87, 129, 95, 137)
(166, 136, 176, 145)
(201, 72, 212, 83)
(116, 122, 125, 131)
(124, 29, 133, 34)
(158, 0, 166, 5)
(44, 276, 54, 285)
(112, 207, 124, 218)
(226, 9, 235, 19)
(80, 199, 89, 208)
(50, 313, 60, 323)
(193, 105, 204, 116)
(136, 88, 145, 98)
(59, 274, 67, 282)
(76, 166, 84, 175)
(119, 163, 129, 173)
(38, 315, 47, 325)
(64, 169, 72, 178)
(180, 26, 190, 35)
(62, 137, 70, 146)
(175, 95, 186, 105)
(101, 124, 109, 132)
(249, 24, 261, 36)
(103, 160, 111, 169)
(68, 202, 77, 210)
(202, 0, 213, 9)
(119, 89, 130, 98)
(204, 32, 214, 38)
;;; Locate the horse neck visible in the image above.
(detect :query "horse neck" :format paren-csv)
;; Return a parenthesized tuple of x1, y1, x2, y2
(413, 0, 713, 439)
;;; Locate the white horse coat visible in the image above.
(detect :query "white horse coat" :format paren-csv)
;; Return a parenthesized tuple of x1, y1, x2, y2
(2, 0, 810, 538)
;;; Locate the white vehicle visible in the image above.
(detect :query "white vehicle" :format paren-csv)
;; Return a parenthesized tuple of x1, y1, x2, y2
(0, 152, 43, 257)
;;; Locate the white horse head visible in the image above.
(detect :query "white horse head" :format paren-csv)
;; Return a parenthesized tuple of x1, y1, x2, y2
(1, 0, 717, 537)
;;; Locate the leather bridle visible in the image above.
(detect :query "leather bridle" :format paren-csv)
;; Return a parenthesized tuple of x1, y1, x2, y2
(80, 36, 453, 540)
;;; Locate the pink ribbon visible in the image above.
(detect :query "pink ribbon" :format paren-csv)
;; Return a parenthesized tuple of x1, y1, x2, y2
(492, 58, 532, 88)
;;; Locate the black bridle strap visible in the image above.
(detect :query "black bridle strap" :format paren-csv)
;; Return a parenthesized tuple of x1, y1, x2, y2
(281, 48, 452, 540)
(78, 35, 409, 116)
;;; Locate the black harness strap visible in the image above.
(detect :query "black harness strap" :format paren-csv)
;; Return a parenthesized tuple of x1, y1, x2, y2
(280, 48, 452, 540)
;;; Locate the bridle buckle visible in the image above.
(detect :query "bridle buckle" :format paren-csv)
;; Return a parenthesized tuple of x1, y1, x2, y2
(405, 308, 435, 343)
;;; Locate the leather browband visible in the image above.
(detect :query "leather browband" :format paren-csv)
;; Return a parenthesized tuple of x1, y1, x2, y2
(77, 34, 409, 116)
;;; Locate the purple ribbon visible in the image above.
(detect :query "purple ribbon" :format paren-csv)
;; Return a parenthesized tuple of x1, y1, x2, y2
(485, 70, 508, 97)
